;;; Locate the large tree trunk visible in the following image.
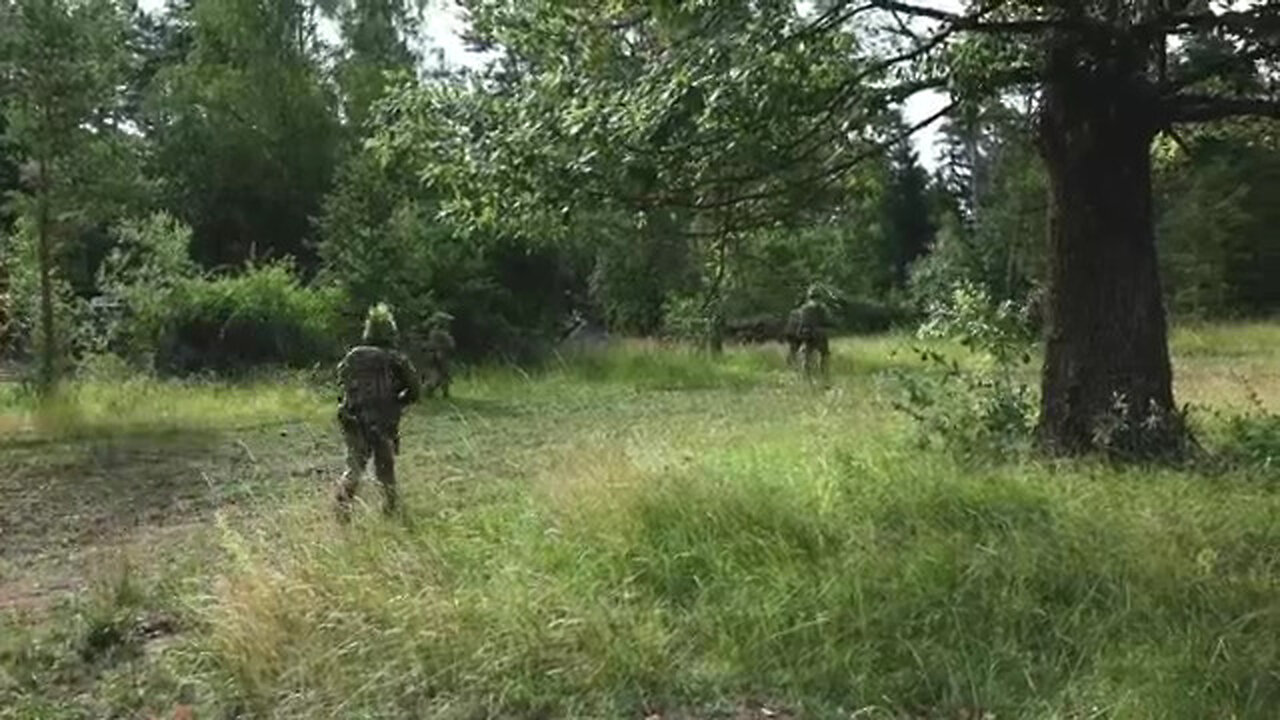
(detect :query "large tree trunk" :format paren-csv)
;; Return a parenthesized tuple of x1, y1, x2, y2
(1036, 49, 1184, 457)
(36, 169, 57, 394)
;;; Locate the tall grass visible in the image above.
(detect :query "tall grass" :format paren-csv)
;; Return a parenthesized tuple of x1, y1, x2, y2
(186, 419, 1280, 718)
(3, 325, 1279, 718)
(0, 371, 326, 443)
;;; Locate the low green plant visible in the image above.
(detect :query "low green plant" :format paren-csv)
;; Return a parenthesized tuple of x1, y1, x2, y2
(889, 280, 1038, 459)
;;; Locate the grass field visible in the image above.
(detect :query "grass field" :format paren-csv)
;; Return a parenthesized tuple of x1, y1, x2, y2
(1, 323, 1278, 719)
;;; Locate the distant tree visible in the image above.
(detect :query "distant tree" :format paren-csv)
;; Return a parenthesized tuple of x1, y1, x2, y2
(329, 0, 423, 133)
(145, 0, 341, 269)
(1, 0, 131, 390)
(882, 138, 935, 285)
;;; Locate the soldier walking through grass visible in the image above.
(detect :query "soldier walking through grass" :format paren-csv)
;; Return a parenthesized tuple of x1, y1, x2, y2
(335, 303, 420, 520)
(783, 305, 803, 367)
(793, 283, 831, 380)
(423, 310, 456, 399)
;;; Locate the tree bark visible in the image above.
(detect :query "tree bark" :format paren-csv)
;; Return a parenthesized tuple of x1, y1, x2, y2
(1036, 44, 1184, 456)
(36, 161, 57, 394)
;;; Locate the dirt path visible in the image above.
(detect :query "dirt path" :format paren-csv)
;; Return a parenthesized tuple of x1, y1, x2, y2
(0, 420, 333, 615)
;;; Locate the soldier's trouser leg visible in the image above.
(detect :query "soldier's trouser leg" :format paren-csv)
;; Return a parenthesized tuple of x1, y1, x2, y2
(432, 357, 450, 399)
(800, 337, 827, 380)
(336, 416, 372, 519)
(371, 433, 398, 516)
(786, 338, 799, 366)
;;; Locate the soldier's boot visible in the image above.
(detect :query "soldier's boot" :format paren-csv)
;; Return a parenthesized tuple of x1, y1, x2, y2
(334, 469, 360, 523)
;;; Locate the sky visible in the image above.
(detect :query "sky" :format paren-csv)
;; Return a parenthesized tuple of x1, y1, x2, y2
(135, 0, 951, 168)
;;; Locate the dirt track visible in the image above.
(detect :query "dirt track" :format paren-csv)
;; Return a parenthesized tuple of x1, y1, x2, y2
(0, 420, 334, 614)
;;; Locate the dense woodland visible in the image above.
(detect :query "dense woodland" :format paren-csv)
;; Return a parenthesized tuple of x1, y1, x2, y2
(2, 0, 1278, 453)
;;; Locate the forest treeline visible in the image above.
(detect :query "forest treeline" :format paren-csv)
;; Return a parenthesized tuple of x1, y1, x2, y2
(2, 0, 1278, 381)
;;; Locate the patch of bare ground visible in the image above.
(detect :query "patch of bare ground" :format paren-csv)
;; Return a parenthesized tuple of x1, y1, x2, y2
(0, 420, 334, 614)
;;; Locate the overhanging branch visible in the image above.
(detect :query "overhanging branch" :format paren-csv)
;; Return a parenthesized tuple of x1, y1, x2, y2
(1157, 8, 1280, 35)
(1169, 94, 1280, 123)
(628, 101, 957, 214)
(769, 1, 878, 51)
(1161, 43, 1280, 93)
(869, 0, 1095, 35)
(593, 9, 651, 31)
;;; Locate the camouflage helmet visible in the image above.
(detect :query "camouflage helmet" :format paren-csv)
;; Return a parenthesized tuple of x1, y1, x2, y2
(805, 283, 823, 300)
(428, 310, 454, 327)
(362, 302, 399, 347)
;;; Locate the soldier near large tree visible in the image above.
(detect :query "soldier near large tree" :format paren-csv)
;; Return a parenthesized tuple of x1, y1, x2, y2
(385, 0, 1278, 457)
(856, 0, 1280, 455)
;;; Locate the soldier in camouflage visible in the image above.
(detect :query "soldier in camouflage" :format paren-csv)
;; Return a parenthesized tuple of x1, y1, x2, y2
(423, 310, 456, 399)
(793, 283, 831, 379)
(335, 303, 420, 519)
(783, 306, 803, 366)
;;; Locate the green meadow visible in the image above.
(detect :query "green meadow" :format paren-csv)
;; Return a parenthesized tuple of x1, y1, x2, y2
(2, 323, 1278, 719)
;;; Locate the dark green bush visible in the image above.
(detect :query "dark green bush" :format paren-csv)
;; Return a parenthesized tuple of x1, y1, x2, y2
(155, 262, 344, 375)
(317, 151, 578, 365)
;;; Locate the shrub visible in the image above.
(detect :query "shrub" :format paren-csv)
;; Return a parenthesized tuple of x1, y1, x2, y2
(833, 294, 919, 333)
(1220, 409, 1280, 472)
(0, 214, 84, 376)
(317, 150, 576, 365)
(93, 212, 199, 362)
(155, 262, 344, 376)
(660, 294, 715, 346)
(889, 281, 1038, 460)
(1198, 388, 1280, 475)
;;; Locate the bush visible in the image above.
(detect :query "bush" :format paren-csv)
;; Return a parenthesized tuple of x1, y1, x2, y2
(907, 213, 1043, 327)
(93, 214, 343, 376)
(1220, 409, 1280, 472)
(1199, 389, 1280, 475)
(156, 262, 344, 376)
(833, 294, 919, 333)
(317, 150, 577, 365)
(889, 281, 1038, 460)
(660, 294, 715, 346)
(93, 212, 199, 362)
(0, 214, 84, 375)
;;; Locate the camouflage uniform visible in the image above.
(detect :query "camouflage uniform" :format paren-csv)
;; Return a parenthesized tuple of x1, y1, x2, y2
(794, 284, 831, 377)
(423, 311, 455, 399)
(335, 304, 420, 519)
(783, 307, 803, 366)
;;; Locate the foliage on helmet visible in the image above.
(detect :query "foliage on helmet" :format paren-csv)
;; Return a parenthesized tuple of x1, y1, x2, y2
(362, 302, 399, 346)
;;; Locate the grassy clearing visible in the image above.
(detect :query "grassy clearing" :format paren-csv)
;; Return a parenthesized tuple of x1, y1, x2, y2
(2, 325, 1279, 718)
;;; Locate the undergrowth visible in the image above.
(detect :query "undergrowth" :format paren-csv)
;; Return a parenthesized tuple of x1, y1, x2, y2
(2, 323, 1279, 718)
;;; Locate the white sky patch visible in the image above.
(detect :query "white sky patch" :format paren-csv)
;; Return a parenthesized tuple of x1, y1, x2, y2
(136, 0, 480, 66)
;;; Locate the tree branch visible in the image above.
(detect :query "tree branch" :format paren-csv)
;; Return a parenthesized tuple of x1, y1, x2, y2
(769, 1, 878, 52)
(1161, 43, 1279, 93)
(869, 0, 964, 25)
(593, 9, 651, 31)
(1169, 94, 1280, 123)
(869, 0, 1093, 35)
(629, 101, 957, 213)
(1157, 8, 1280, 36)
